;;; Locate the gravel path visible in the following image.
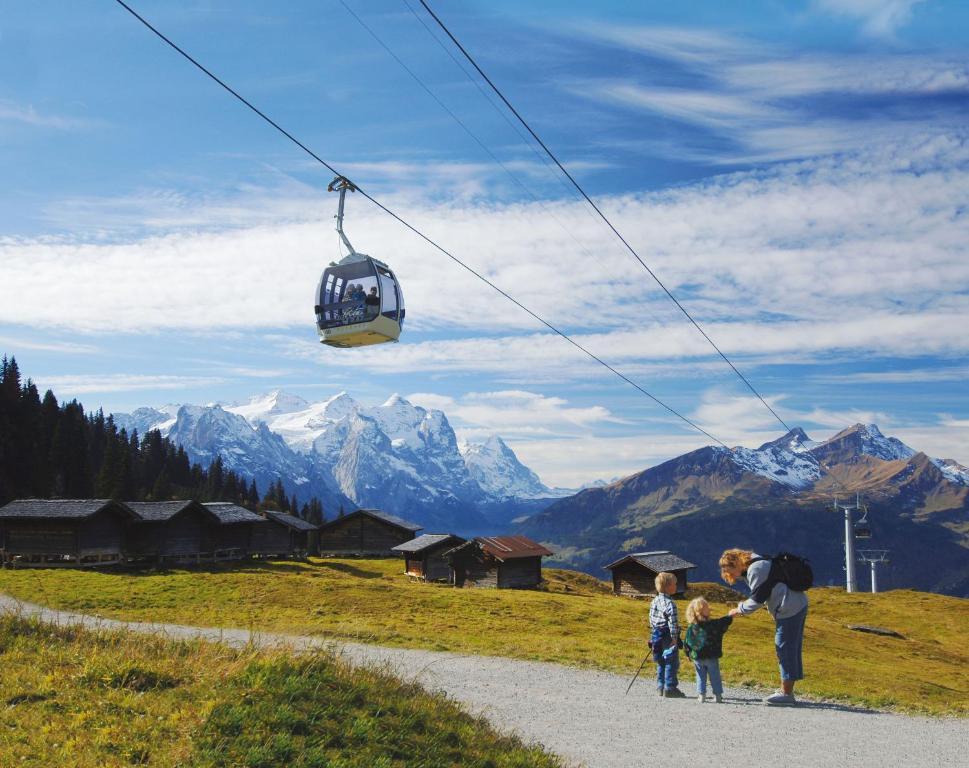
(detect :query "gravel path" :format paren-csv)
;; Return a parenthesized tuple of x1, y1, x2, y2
(2, 593, 964, 767)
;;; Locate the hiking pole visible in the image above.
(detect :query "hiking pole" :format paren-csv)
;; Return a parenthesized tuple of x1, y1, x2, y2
(625, 651, 651, 695)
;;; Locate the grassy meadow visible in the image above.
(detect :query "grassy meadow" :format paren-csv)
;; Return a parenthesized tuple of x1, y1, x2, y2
(1, 559, 966, 716)
(0, 612, 562, 767)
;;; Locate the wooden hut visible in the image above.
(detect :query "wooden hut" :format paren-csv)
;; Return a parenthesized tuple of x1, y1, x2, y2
(318, 509, 422, 556)
(604, 551, 697, 598)
(202, 502, 266, 560)
(127, 500, 211, 563)
(445, 535, 552, 589)
(392, 533, 466, 581)
(0, 499, 138, 567)
(251, 511, 319, 558)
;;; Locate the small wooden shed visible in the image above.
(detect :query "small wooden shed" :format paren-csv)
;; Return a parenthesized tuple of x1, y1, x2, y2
(392, 533, 466, 581)
(202, 502, 267, 560)
(318, 508, 422, 556)
(251, 511, 320, 558)
(0, 499, 138, 567)
(445, 535, 552, 589)
(127, 500, 211, 562)
(604, 551, 697, 598)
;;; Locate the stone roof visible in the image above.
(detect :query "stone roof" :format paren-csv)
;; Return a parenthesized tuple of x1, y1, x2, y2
(202, 502, 266, 525)
(264, 510, 319, 531)
(127, 500, 202, 522)
(604, 550, 697, 573)
(319, 508, 422, 533)
(392, 533, 464, 553)
(0, 499, 135, 520)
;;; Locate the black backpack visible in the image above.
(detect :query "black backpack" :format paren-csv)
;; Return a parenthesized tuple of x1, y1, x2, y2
(749, 552, 813, 603)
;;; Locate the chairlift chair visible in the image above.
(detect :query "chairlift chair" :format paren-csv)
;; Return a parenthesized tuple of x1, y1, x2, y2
(854, 505, 872, 539)
(315, 176, 405, 348)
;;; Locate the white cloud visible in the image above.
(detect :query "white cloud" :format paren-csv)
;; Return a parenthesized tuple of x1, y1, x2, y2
(35, 374, 226, 395)
(0, 336, 99, 355)
(813, 0, 927, 39)
(0, 100, 96, 131)
(408, 389, 623, 439)
(570, 22, 966, 162)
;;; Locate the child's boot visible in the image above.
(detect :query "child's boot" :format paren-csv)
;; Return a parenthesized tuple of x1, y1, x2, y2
(697, 694, 705, 703)
(714, 694, 723, 703)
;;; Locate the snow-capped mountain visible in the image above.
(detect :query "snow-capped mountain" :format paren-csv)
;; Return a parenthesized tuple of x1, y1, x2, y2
(724, 424, 966, 490)
(112, 390, 560, 532)
(461, 435, 552, 500)
(520, 422, 969, 596)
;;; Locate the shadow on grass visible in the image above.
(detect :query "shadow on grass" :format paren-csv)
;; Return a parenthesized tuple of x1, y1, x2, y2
(313, 561, 384, 579)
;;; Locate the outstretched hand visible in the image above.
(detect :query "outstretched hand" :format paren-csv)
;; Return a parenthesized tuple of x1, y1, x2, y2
(728, 608, 742, 617)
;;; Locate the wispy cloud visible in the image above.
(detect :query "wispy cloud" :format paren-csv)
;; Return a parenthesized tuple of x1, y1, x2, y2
(812, 0, 928, 39)
(0, 336, 99, 355)
(35, 374, 227, 395)
(0, 100, 98, 131)
(567, 22, 968, 163)
(409, 389, 624, 439)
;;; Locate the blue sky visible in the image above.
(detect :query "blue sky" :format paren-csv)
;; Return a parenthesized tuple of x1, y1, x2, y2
(2, 0, 968, 485)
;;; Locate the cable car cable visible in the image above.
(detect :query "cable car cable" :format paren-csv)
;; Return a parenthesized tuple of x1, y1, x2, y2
(400, 0, 599, 213)
(110, 0, 729, 448)
(339, 0, 631, 303)
(417, 0, 793, 435)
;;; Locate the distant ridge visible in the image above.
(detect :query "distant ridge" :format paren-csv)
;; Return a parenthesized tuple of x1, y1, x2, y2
(518, 423, 969, 597)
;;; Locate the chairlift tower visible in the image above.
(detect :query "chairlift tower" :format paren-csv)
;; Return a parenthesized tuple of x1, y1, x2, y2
(858, 550, 890, 593)
(834, 494, 869, 593)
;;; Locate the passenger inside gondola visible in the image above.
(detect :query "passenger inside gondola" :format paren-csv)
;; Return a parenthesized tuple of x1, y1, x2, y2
(365, 286, 380, 317)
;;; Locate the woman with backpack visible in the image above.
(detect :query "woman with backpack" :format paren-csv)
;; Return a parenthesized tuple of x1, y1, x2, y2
(719, 548, 809, 706)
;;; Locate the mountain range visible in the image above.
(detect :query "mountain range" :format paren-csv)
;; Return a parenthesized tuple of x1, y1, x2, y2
(519, 424, 969, 596)
(113, 390, 568, 532)
(114, 391, 968, 595)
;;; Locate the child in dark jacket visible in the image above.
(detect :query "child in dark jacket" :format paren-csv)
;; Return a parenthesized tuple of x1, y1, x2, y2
(684, 597, 733, 703)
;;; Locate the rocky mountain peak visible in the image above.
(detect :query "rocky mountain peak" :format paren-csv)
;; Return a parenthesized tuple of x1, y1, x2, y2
(757, 426, 815, 453)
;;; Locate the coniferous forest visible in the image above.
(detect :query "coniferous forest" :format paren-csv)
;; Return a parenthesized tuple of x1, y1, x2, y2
(0, 356, 325, 524)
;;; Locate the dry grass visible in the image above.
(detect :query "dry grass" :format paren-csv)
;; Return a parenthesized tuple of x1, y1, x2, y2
(1, 559, 966, 716)
(0, 612, 561, 767)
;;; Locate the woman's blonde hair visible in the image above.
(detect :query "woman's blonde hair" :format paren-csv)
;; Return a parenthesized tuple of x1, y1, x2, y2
(719, 548, 755, 585)
(686, 597, 710, 624)
(654, 571, 677, 593)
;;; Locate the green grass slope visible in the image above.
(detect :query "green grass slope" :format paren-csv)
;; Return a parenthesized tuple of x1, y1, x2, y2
(1, 559, 966, 716)
(0, 613, 561, 767)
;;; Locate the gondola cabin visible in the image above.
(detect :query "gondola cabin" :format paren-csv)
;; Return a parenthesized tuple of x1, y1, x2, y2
(315, 255, 404, 347)
(314, 176, 404, 348)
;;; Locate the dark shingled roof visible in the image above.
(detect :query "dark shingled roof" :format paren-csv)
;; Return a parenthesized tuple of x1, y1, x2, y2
(392, 533, 465, 554)
(264, 510, 319, 532)
(128, 500, 203, 522)
(604, 551, 697, 573)
(203, 502, 266, 525)
(0, 499, 136, 520)
(319, 508, 422, 533)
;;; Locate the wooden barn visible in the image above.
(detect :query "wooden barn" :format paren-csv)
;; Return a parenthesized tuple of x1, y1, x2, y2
(445, 535, 552, 589)
(251, 511, 320, 558)
(0, 499, 138, 567)
(127, 500, 212, 562)
(202, 502, 267, 559)
(392, 533, 466, 581)
(318, 509, 422, 556)
(604, 551, 697, 598)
